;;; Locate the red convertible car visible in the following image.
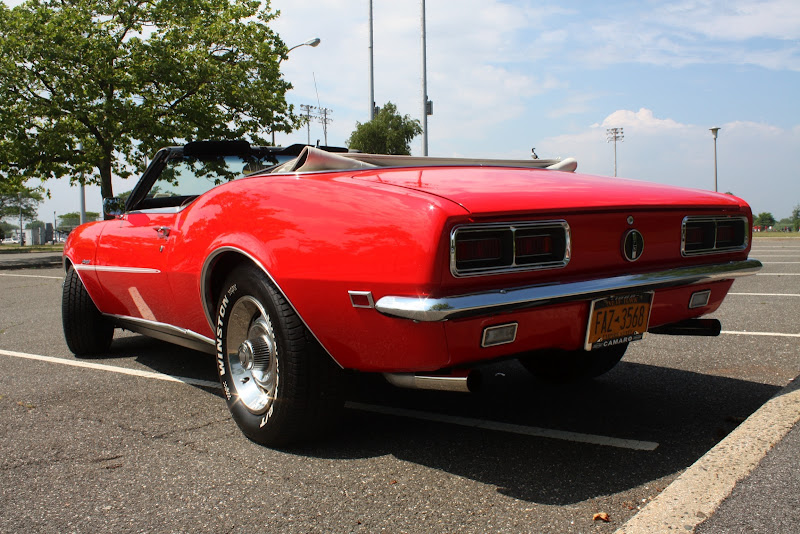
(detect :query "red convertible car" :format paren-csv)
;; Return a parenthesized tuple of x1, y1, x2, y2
(62, 141, 762, 446)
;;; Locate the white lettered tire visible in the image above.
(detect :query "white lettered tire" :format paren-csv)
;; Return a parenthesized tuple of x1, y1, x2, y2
(215, 265, 343, 447)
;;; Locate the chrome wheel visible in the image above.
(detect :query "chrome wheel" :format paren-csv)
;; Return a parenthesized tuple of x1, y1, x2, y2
(225, 296, 279, 413)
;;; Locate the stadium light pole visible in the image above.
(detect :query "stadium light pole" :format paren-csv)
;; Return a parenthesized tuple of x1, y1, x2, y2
(369, 0, 375, 120)
(606, 127, 624, 177)
(710, 127, 720, 192)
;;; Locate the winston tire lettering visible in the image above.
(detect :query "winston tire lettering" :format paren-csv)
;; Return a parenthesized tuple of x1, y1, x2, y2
(216, 292, 232, 377)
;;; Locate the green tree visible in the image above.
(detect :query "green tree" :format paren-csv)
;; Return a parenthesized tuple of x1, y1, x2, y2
(754, 212, 776, 228)
(58, 211, 101, 232)
(0, 0, 299, 200)
(346, 102, 422, 155)
(25, 220, 45, 230)
(792, 204, 800, 231)
(0, 183, 43, 223)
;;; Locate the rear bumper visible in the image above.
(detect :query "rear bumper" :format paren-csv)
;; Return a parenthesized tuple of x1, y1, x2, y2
(375, 258, 762, 322)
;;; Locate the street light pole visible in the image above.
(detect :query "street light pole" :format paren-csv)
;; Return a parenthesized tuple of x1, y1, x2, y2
(273, 38, 321, 145)
(286, 38, 321, 54)
(18, 192, 23, 246)
(421, 0, 429, 156)
(710, 127, 720, 192)
(77, 142, 86, 224)
(606, 127, 624, 177)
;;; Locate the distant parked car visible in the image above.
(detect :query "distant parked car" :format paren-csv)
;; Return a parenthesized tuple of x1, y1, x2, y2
(2, 237, 20, 244)
(62, 141, 762, 446)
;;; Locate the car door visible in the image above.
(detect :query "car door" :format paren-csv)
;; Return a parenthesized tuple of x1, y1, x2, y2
(92, 209, 180, 325)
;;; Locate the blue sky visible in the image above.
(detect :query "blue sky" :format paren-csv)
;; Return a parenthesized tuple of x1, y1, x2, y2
(13, 0, 800, 221)
(272, 0, 800, 219)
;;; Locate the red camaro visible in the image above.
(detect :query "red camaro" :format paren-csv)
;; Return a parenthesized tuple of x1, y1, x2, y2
(62, 141, 762, 446)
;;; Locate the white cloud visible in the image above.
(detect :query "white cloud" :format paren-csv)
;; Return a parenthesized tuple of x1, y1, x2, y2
(542, 109, 800, 218)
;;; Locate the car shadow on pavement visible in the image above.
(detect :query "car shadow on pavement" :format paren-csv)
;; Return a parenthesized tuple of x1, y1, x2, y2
(112, 334, 780, 506)
(305, 359, 780, 506)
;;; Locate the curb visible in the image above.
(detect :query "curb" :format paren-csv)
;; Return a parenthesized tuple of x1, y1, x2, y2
(616, 375, 800, 533)
(0, 255, 62, 270)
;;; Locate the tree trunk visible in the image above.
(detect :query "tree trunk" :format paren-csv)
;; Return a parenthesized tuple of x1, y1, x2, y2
(99, 152, 114, 200)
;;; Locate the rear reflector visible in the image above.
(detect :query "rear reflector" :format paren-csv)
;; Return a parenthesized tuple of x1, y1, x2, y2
(349, 291, 374, 308)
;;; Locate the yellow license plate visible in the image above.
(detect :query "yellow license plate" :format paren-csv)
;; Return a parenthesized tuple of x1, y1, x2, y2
(585, 292, 653, 351)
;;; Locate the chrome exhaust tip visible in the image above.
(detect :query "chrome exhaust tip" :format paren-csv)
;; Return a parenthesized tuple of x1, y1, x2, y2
(383, 370, 481, 393)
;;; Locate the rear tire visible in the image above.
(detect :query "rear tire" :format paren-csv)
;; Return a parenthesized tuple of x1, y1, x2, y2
(519, 344, 628, 383)
(62, 267, 114, 355)
(215, 265, 343, 447)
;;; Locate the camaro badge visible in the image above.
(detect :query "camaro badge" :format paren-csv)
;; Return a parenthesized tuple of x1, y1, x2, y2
(622, 229, 644, 262)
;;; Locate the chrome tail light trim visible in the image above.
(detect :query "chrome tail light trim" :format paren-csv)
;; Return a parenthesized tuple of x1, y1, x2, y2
(681, 216, 749, 256)
(450, 220, 571, 277)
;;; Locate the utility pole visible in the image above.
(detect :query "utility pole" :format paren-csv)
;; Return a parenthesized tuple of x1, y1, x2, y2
(299, 104, 334, 146)
(300, 104, 314, 145)
(606, 127, 624, 177)
(319, 107, 333, 146)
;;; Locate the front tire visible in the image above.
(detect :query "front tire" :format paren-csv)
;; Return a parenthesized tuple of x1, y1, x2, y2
(215, 265, 343, 447)
(62, 267, 114, 356)
(519, 344, 628, 383)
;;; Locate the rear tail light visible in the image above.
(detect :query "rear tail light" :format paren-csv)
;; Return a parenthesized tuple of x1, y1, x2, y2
(451, 221, 570, 276)
(682, 216, 748, 256)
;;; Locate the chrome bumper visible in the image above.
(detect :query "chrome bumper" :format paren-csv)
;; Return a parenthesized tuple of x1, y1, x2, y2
(375, 259, 762, 322)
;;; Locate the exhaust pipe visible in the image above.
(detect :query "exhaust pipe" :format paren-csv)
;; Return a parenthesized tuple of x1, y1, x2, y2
(649, 318, 722, 337)
(383, 370, 481, 393)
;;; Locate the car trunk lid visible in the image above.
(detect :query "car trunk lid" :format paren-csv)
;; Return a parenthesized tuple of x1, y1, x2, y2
(352, 166, 745, 215)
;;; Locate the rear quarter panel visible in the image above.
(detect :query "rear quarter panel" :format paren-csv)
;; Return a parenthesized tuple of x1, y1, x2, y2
(168, 171, 469, 370)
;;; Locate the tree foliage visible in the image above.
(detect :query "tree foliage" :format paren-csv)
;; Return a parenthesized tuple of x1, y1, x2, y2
(58, 211, 101, 231)
(0, 182, 44, 223)
(346, 102, 422, 155)
(754, 212, 776, 228)
(792, 204, 800, 231)
(0, 0, 299, 199)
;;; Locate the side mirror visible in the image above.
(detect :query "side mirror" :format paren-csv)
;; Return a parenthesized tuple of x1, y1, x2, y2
(103, 197, 125, 219)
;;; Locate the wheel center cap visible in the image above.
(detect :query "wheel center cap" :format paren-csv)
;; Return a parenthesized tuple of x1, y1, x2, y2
(238, 340, 255, 370)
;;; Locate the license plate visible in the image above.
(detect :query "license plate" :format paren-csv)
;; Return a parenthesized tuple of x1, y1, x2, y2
(585, 292, 653, 351)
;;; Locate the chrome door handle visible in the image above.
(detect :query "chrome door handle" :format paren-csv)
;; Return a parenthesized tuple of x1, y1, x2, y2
(155, 226, 171, 239)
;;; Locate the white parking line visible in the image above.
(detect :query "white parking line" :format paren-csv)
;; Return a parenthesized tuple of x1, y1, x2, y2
(346, 402, 659, 451)
(729, 293, 800, 297)
(0, 348, 659, 451)
(721, 331, 800, 338)
(0, 349, 219, 389)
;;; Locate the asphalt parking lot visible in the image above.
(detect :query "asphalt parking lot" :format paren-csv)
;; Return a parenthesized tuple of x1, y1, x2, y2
(0, 237, 798, 533)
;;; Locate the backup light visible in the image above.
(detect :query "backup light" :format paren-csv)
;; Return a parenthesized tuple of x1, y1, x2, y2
(481, 323, 518, 347)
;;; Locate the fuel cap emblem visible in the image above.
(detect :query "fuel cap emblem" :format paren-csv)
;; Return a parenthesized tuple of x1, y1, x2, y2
(622, 229, 644, 262)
